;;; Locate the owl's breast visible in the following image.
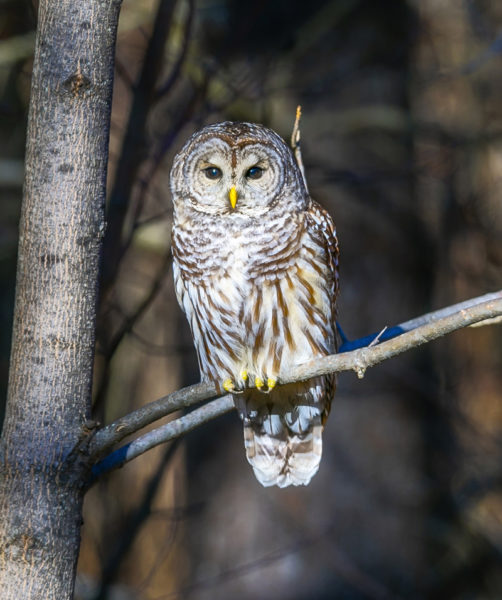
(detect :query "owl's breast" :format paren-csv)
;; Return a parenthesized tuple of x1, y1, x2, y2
(172, 217, 250, 294)
(243, 215, 305, 285)
(173, 210, 305, 288)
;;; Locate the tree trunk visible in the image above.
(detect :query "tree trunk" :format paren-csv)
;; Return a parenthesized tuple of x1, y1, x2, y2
(0, 0, 121, 598)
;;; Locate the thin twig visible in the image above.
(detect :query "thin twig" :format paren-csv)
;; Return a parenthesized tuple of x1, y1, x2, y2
(290, 105, 308, 190)
(114, 57, 134, 89)
(88, 291, 502, 473)
(367, 326, 388, 348)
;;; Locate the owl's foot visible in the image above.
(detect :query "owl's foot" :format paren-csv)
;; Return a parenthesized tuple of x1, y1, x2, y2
(222, 370, 249, 394)
(223, 373, 277, 394)
(254, 376, 277, 393)
(222, 378, 236, 393)
(266, 377, 277, 391)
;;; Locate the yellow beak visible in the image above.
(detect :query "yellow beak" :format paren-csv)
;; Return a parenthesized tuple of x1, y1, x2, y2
(229, 186, 238, 210)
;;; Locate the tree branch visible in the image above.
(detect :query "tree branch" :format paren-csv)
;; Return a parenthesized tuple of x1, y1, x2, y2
(90, 379, 219, 462)
(290, 105, 308, 190)
(89, 290, 502, 476)
(91, 396, 233, 480)
(338, 290, 502, 352)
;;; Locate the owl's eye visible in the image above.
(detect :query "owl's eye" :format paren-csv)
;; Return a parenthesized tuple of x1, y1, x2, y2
(203, 166, 222, 180)
(245, 166, 264, 180)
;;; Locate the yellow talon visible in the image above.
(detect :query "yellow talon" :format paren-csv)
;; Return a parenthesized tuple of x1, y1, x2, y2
(255, 377, 264, 389)
(267, 378, 276, 390)
(223, 378, 235, 392)
(240, 370, 248, 382)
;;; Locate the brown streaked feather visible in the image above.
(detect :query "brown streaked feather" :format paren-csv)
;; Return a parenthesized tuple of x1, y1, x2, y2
(304, 328, 328, 355)
(271, 307, 280, 337)
(285, 273, 295, 291)
(253, 290, 262, 322)
(296, 268, 316, 303)
(275, 282, 289, 317)
(252, 322, 266, 362)
(270, 340, 283, 374)
(304, 255, 325, 276)
(305, 199, 340, 323)
(282, 317, 296, 351)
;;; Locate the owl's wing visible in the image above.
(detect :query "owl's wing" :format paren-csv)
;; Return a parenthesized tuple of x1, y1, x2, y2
(305, 199, 340, 323)
(171, 230, 187, 309)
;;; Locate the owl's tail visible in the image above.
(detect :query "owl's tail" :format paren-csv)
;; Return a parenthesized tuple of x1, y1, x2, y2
(240, 399, 326, 488)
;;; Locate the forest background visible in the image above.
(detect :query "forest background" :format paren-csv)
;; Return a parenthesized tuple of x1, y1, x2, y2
(1, 0, 502, 598)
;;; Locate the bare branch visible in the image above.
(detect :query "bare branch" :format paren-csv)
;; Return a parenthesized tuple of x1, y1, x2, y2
(90, 380, 218, 462)
(287, 292, 502, 381)
(89, 290, 502, 474)
(290, 105, 308, 189)
(338, 290, 502, 352)
(91, 396, 233, 478)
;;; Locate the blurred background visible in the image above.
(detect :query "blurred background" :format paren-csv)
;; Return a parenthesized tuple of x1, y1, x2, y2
(2, 0, 502, 598)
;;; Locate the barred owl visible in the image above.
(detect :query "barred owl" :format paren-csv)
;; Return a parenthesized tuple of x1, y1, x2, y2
(170, 121, 339, 487)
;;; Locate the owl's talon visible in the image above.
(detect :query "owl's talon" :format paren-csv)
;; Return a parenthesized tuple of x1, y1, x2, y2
(259, 377, 277, 394)
(223, 377, 246, 394)
(267, 377, 276, 390)
(240, 370, 248, 383)
(255, 377, 264, 390)
(222, 378, 235, 393)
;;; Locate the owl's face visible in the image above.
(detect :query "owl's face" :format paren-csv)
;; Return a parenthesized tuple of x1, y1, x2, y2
(171, 122, 306, 218)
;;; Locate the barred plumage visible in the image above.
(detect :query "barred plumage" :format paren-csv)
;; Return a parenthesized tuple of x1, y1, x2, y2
(170, 122, 339, 487)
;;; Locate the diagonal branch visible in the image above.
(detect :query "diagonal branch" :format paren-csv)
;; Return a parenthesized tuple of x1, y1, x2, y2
(90, 379, 219, 462)
(88, 291, 502, 476)
(338, 290, 502, 352)
(91, 396, 233, 480)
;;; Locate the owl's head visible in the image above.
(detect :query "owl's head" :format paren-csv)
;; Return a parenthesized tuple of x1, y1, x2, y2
(170, 122, 307, 217)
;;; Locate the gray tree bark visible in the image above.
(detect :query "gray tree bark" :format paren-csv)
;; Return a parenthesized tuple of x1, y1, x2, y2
(0, 0, 121, 598)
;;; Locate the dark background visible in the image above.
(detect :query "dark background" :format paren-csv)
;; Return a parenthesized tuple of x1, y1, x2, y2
(1, 0, 502, 598)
